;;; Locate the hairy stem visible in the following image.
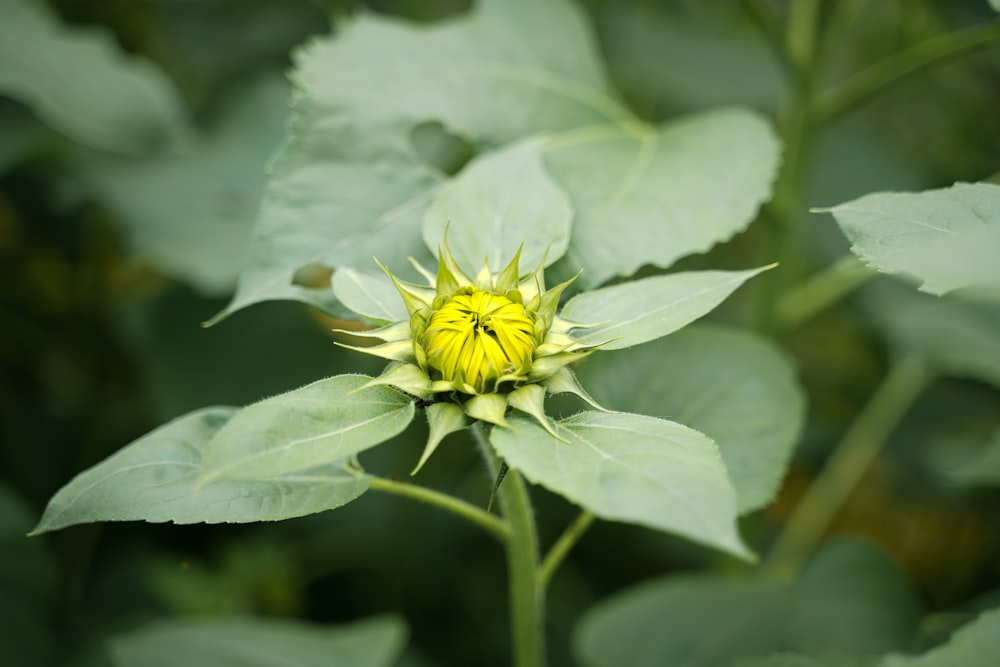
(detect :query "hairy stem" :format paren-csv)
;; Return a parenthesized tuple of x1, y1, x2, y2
(540, 511, 595, 588)
(763, 357, 930, 580)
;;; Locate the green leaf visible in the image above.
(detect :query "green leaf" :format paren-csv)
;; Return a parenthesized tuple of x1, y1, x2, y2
(574, 540, 919, 667)
(991, 0, 1000, 14)
(491, 412, 750, 559)
(423, 138, 573, 271)
(301, 0, 631, 144)
(545, 108, 780, 288)
(200, 375, 414, 482)
(881, 607, 1000, 667)
(561, 267, 770, 350)
(940, 429, 1000, 488)
(32, 407, 373, 534)
(0, 0, 190, 154)
(725, 656, 872, 667)
(821, 183, 1000, 298)
(583, 323, 805, 514)
(81, 74, 289, 295)
(861, 279, 1000, 388)
(109, 615, 407, 667)
(332, 268, 409, 324)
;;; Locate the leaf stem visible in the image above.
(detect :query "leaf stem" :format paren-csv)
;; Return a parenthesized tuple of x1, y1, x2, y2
(472, 422, 545, 667)
(774, 255, 875, 331)
(763, 357, 930, 580)
(368, 476, 510, 542)
(815, 20, 1000, 122)
(540, 510, 595, 588)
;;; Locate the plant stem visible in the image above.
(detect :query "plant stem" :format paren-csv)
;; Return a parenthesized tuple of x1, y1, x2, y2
(763, 357, 930, 580)
(816, 20, 1000, 122)
(774, 255, 875, 332)
(540, 511, 595, 588)
(368, 476, 510, 542)
(471, 423, 545, 667)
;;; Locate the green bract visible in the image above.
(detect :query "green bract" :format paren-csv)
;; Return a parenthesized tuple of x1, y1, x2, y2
(338, 241, 608, 472)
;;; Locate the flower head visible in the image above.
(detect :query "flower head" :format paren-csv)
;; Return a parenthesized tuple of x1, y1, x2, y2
(337, 240, 609, 472)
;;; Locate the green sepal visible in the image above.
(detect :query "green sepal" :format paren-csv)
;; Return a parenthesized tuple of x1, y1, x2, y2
(440, 233, 473, 286)
(507, 384, 565, 442)
(335, 339, 414, 363)
(407, 257, 437, 286)
(332, 320, 411, 343)
(435, 247, 462, 297)
(536, 271, 581, 333)
(412, 402, 467, 475)
(527, 348, 598, 381)
(473, 258, 494, 291)
(541, 367, 612, 412)
(359, 362, 434, 398)
(494, 244, 524, 294)
(465, 393, 511, 428)
(518, 248, 549, 306)
(376, 258, 435, 317)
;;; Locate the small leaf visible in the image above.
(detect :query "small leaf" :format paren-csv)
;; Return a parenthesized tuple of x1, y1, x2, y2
(465, 393, 511, 428)
(0, 0, 191, 154)
(821, 183, 1000, 298)
(32, 408, 372, 534)
(413, 402, 468, 474)
(332, 268, 409, 324)
(583, 323, 805, 514)
(491, 412, 750, 559)
(423, 138, 573, 271)
(545, 108, 780, 288)
(199, 375, 414, 483)
(881, 607, 1000, 667)
(561, 267, 770, 350)
(109, 615, 407, 667)
(507, 384, 563, 440)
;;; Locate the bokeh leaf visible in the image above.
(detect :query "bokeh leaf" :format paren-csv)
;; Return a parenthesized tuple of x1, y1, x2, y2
(545, 107, 780, 288)
(881, 607, 1000, 667)
(199, 375, 414, 482)
(109, 615, 407, 667)
(575, 540, 920, 667)
(423, 138, 573, 271)
(561, 267, 770, 350)
(940, 429, 1000, 488)
(32, 407, 372, 534)
(583, 323, 806, 514)
(491, 412, 750, 559)
(0, 0, 190, 154)
(822, 183, 1000, 298)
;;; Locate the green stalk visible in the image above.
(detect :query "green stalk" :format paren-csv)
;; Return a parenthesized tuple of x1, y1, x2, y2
(540, 511, 595, 588)
(472, 423, 545, 667)
(763, 357, 930, 580)
(368, 476, 510, 542)
(774, 255, 875, 332)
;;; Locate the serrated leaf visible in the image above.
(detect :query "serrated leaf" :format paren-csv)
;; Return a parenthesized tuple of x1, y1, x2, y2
(562, 267, 769, 350)
(574, 540, 919, 667)
(423, 138, 572, 271)
(32, 407, 372, 534)
(822, 183, 1000, 298)
(491, 412, 750, 559)
(545, 107, 780, 288)
(81, 74, 289, 294)
(109, 615, 407, 667)
(861, 279, 1000, 388)
(0, 0, 190, 154)
(332, 268, 409, 324)
(301, 0, 631, 144)
(199, 375, 414, 482)
(583, 323, 805, 514)
(881, 607, 1000, 667)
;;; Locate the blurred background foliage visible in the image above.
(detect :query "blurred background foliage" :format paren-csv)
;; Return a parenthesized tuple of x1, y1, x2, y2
(1, 1, 999, 666)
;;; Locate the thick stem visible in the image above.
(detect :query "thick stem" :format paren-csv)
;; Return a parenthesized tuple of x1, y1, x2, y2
(763, 357, 930, 580)
(472, 423, 545, 667)
(368, 476, 510, 542)
(540, 511, 595, 588)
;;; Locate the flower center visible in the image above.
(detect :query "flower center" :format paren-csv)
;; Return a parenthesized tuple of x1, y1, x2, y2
(422, 288, 537, 393)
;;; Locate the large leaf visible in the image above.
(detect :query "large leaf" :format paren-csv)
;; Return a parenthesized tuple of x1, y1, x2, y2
(199, 375, 414, 483)
(491, 412, 750, 559)
(110, 615, 407, 667)
(215, 0, 632, 322)
(32, 407, 372, 534)
(822, 183, 1000, 298)
(561, 267, 769, 349)
(423, 138, 573, 272)
(861, 279, 1000, 388)
(332, 268, 409, 325)
(0, 0, 190, 154)
(299, 0, 631, 144)
(82, 74, 289, 294)
(575, 540, 920, 667)
(583, 323, 805, 514)
(881, 607, 1000, 667)
(545, 108, 780, 288)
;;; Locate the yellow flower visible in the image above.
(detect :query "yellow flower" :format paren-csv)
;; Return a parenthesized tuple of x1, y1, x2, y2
(336, 240, 608, 472)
